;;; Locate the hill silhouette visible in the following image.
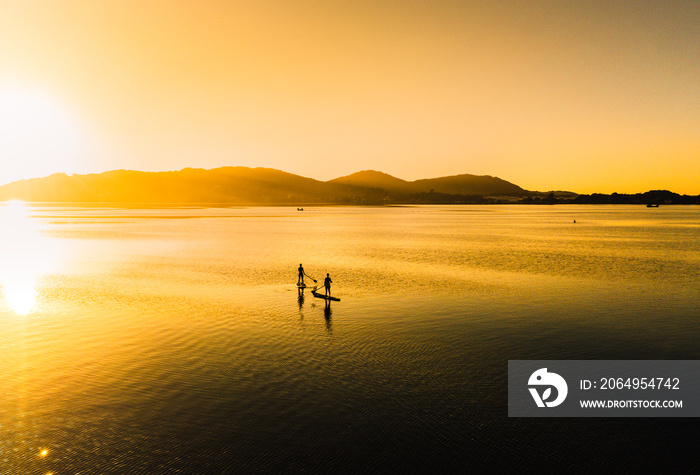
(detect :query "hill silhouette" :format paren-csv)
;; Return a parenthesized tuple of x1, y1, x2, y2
(329, 170, 413, 193)
(330, 170, 525, 196)
(0, 167, 527, 204)
(411, 173, 524, 196)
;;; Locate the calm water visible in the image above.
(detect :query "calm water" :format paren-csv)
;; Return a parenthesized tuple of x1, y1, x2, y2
(1, 203, 699, 473)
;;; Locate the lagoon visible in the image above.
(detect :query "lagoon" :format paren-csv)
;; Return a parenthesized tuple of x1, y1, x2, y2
(1, 204, 699, 472)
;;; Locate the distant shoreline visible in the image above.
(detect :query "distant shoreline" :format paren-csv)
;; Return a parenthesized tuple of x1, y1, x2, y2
(4, 201, 700, 208)
(1, 167, 698, 205)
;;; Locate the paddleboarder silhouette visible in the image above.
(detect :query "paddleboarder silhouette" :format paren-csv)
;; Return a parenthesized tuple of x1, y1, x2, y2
(298, 264, 305, 285)
(297, 264, 317, 286)
(324, 273, 332, 297)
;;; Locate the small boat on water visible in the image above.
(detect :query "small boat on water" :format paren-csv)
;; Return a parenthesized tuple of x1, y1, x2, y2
(646, 203, 660, 208)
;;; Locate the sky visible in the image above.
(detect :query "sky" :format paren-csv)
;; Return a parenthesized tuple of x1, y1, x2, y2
(0, 0, 698, 193)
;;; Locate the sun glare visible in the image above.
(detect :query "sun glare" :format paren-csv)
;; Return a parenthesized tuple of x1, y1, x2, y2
(0, 87, 85, 185)
(0, 201, 60, 315)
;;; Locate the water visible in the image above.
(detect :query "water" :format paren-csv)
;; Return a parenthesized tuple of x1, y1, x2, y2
(1, 203, 699, 473)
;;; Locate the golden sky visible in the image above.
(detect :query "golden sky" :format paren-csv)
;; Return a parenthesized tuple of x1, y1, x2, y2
(0, 0, 698, 193)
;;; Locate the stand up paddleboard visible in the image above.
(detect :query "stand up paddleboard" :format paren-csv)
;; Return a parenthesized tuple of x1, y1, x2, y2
(312, 290, 340, 302)
(297, 283, 307, 288)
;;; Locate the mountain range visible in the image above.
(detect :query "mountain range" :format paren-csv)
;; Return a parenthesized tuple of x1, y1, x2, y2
(0, 167, 529, 204)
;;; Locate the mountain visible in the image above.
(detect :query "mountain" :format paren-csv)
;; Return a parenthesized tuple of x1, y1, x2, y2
(0, 167, 527, 204)
(0, 167, 335, 203)
(329, 170, 525, 196)
(329, 170, 412, 193)
(411, 173, 525, 196)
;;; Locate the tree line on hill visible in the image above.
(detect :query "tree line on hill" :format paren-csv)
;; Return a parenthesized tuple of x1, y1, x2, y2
(519, 190, 700, 205)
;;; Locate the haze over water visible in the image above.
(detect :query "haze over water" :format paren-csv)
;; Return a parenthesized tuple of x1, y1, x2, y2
(1, 203, 699, 472)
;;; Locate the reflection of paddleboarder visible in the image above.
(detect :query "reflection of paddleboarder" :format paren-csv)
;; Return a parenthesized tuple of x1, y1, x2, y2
(324, 273, 332, 297)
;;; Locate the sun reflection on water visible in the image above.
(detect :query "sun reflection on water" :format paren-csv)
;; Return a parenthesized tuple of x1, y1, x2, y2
(0, 201, 59, 315)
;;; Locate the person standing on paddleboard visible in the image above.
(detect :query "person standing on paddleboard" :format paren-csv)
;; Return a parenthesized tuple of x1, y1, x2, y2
(324, 273, 332, 297)
(298, 264, 305, 285)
